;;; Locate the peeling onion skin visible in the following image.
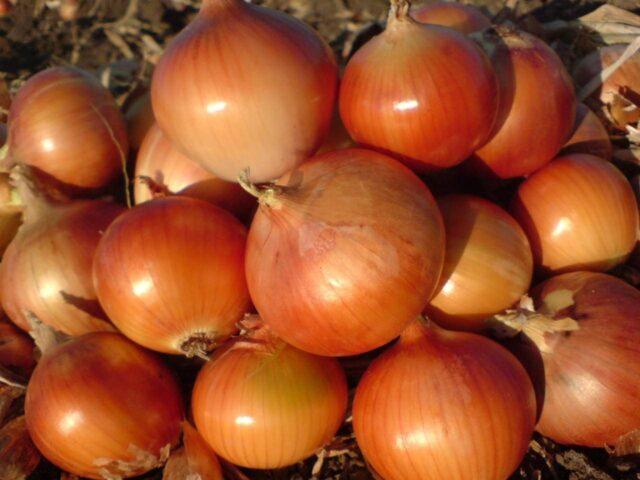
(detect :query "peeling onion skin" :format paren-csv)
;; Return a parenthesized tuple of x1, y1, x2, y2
(511, 272, 640, 447)
(560, 103, 612, 161)
(511, 154, 638, 275)
(353, 320, 536, 480)
(246, 148, 445, 357)
(163, 423, 223, 480)
(93, 196, 250, 356)
(25, 332, 184, 479)
(152, 0, 338, 183)
(412, 2, 490, 34)
(192, 322, 348, 469)
(426, 194, 533, 331)
(339, 11, 498, 172)
(5, 67, 128, 194)
(469, 29, 576, 179)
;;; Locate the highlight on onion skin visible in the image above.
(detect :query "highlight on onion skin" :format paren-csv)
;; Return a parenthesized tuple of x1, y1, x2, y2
(125, 91, 155, 151)
(152, 0, 338, 183)
(244, 148, 445, 357)
(560, 103, 612, 161)
(511, 153, 638, 275)
(411, 1, 491, 34)
(192, 318, 348, 469)
(25, 332, 184, 479)
(339, 2, 498, 172)
(93, 196, 250, 357)
(469, 28, 576, 179)
(353, 319, 536, 480)
(425, 194, 533, 331)
(0, 173, 22, 256)
(4, 67, 128, 194)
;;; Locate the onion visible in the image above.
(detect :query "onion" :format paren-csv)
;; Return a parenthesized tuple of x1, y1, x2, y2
(134, 123, 255, 222)
(244, 148, 445, 356)
(353, 319, 536, 480)
(511, 153, 638, 275)
(4, 67, 128, 194)
(125, 92, 155, 151)
(560, 103, 612, 161)
(340, 0, 498, 172)
(469, 28, 576, 179)
(316, 109, 356, 155)
(412, 1, 490, 34)
(0, 173, 22, 255)
(0, 1, 10, 17)
(0, 181, 123, 336)
(152, 0, 338, 183)
(25, 331, 184, 479)
(93, 196, 250, 356)
(425, 194, 533, 331)
(0, 416, 41, 480)
(192, 317, 348, 469)
(0, 318, 35, 374)
(163, 422, 223, 480)
(494, 271, 640, 449)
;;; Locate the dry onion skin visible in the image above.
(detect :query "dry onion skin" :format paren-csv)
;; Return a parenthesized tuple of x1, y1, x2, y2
(245, 148, 445, 357)
(25, 332, 184, 479)
(0, 416, 41, 480)
(192, 319, 348, 469)
(93, 196, 250, 356)
(425, 194, 533, 331)
(152, 0, 338, 183)
(411, 1, 490, 34)
(511, 153, 638, 275)
(560, 103, 612, 161)
(339, 0, 498, 172)
(163, 423, 223, 480)
(0, 173, 22, 256)
(353, 319, 536, 480)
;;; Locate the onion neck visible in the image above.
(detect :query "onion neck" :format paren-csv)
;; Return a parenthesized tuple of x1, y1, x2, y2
(237, 170, 284, 209)
(399, 316, 439, 343)
(11, 168, 59, 225)
(26, 312, 70, 356)
(201, 0, 245, 14)
(388, 0, 414, 26)
(234, 315, 286, 355)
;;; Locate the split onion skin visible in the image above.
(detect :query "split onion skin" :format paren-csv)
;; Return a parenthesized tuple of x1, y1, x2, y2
(560, 103, 612, 161)
(93, 196, 250, 356)
(470, 29, 576, 179)
(192, 322, 348, 469)
(412, 2, 490, 34)
(426, 194, 533, 331)
(511, 153, 638, 275)
(353, 320, 536, 480)
(5, 67, 128, 193)
(152, 0, 338, 183)
(246, 148, 445, 357)
(339, 10, 498, 172)
(25, 332, 184, 479)
(125, 92, 155, 151)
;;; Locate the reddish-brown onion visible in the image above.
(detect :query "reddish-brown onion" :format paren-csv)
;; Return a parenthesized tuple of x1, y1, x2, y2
(511, 154, 638, 274)
(316, 109, 356, 154)
(245, 148, 445, 356)
(25, 332, 184, 479)
(152, 0, 337, 183)
(93, 196, 250, 356)
(339, 1, 498, 172)
(353, 319, 536, 480)
(560, 103, 612, 160)
(0, 173, 22, 255)
(0, 318, 35, 373)
(4, 67, 128, 193)
(192, 319, 348, 469)
(125, 92, 155, 151)
(426, 194, 533, 331)
(0, 186, 123, 336)
(134, 123, 255, 222)
(469, 28, 576, 179)
(0, 1, 11, 18)
(412, 1, 490, 34)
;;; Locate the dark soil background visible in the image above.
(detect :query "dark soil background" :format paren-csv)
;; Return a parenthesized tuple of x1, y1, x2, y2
(1, 0, 640, 479)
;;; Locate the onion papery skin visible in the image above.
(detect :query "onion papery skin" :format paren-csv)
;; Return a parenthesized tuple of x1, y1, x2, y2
(426, 194, 533, 331)
(125, 92, 155, 151)
(0, 199, 123, 336)
(512, 272, 640, 447)
(511, 154, 638, 275)
(6, 67, 128, 194)
(246, 148, 445, 357)
(0, 318, 35, 373)
(412, 2, 491, 34)
(560, 103, 612, 161)
(25, 332, 184, 479)
(0, 173, 22, 256)
(192, 322, 348, 469)
(353, 320, 536, 480)
(339, 15, 498, 172)
(152, 0, 338, 183)
(469, 29, 576, 179)
(134, 123, 255, 222)
(93, 196, 250, 356)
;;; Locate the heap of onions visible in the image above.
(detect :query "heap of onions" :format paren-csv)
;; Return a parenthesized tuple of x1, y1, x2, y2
(25, 332, 183, 479)
(412, 1, 490, 34)
(93, 196, 250, 356)
(560, 103, 612, 160)
(353, 319, 536, 480)
(151, 0, 338, 183)
(192, 317, 348, 469)
(244, 148, 445, 356)
(340, 0, 498, 172)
